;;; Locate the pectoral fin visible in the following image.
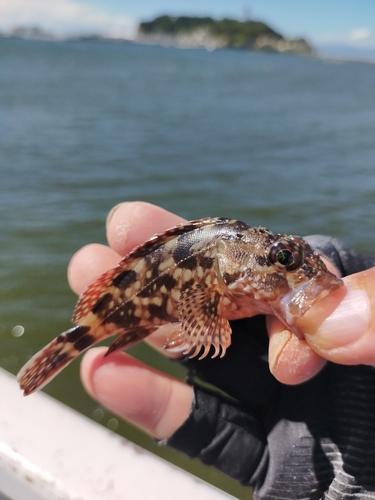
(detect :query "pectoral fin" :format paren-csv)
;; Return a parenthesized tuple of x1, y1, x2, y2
(165, 283, 232, 359)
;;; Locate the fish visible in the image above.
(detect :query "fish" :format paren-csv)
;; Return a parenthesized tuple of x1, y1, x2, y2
(18, 217, 343, 395)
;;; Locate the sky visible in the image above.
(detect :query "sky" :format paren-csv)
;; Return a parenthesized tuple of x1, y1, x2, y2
(1, 0, 375, 57)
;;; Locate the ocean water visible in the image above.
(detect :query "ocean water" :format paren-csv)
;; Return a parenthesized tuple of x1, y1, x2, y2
(1, 38, 375, 498)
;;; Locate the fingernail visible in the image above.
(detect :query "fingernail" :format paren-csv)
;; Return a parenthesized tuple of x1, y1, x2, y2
(305, 286, 370, 350)
(106, 202, 128, 226)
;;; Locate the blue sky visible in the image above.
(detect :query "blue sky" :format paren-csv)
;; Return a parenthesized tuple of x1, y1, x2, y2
(2, 0, 375, 56)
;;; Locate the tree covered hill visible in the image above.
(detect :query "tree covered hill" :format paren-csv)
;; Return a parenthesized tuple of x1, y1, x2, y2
(137, 15, 312, 54)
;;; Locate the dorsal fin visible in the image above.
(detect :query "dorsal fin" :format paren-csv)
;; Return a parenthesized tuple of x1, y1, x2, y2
(120, 217, 226, 260)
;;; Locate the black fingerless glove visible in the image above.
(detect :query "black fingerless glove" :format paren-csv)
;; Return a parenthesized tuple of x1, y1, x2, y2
(164, 236, 375, 500)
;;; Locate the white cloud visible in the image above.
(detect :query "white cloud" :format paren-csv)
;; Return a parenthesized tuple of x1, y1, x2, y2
(316, 27, 375, 47)
(0, 0, 138, 39)
(349, 27, 372, 43)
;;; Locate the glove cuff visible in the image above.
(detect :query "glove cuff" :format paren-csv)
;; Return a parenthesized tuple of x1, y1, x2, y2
(164, 386, 267, 485)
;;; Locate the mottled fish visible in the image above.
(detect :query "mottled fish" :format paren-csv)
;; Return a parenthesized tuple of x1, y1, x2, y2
(18, 218, 343, 395)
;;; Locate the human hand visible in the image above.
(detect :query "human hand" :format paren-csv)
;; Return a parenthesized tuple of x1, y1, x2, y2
(269, 249, 375, 368)
(69, 201, 193, 440)
(69, 201, 375, 497)
(68, 200, 313, 436)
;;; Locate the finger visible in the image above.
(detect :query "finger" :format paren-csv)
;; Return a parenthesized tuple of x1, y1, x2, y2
(68, 203, 185, 295)
(267, 315, 327, 384)
(266, 257, 340, 384)
(105, 201, 187, 356)
(106, 201, 186, 256)
(67, 243, 121, 295)
(81, 347, 193, 440)
(297, 267, 375, 365)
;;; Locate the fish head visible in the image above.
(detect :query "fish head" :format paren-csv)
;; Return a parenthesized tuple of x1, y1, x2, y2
(265, 234, 343, 331)
(218, 229, 343, 332)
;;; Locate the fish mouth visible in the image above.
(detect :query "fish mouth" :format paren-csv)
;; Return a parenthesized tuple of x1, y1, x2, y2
(274, 273, 343, 335)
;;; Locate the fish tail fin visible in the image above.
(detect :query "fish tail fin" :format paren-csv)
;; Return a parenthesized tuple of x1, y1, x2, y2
(18, 324, 96, 395)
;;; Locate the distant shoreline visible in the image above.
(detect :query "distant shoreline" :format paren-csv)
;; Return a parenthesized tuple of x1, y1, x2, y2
(2, 28, 375, 64)
(0, 15, 313, 57)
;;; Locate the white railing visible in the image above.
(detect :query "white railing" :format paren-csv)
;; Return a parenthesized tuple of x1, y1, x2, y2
(0, 368, 234, 500)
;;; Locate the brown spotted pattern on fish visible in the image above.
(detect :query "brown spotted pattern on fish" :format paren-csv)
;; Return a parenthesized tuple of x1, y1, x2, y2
(18, 218, 343, 395)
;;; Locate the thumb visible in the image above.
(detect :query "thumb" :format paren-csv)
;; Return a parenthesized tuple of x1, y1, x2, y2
(297, 267, 375, 364)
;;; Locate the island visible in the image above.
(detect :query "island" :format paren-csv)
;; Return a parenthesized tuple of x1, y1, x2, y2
(136, 15, 313, 55)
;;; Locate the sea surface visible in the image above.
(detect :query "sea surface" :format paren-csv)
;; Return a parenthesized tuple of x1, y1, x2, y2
(1, 38, 375, 498)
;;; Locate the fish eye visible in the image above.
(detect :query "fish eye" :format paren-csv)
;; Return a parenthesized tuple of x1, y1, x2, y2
(269, 239, 305, 271)
(276, 249, 294, 266)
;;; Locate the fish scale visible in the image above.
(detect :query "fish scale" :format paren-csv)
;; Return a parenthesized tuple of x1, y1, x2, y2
(18, 218, 343, 395)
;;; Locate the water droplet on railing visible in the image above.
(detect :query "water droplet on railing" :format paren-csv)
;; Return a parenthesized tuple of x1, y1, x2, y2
(93, 408, 104, 421)
(107, 418, 119, 431)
